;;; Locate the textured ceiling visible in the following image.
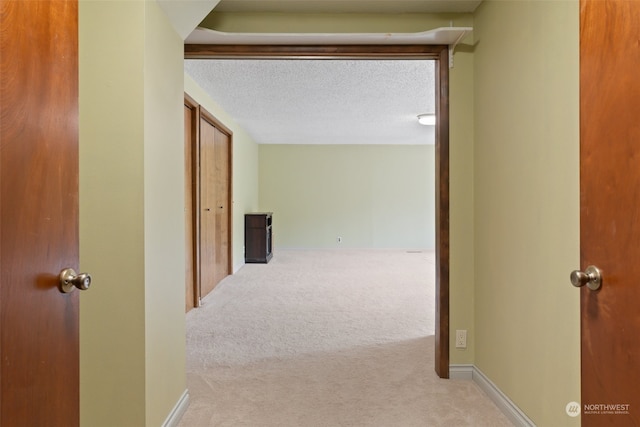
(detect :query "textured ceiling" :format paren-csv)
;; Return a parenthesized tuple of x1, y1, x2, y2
(184, 59, 436, 145)
(213, 0, 482, 13)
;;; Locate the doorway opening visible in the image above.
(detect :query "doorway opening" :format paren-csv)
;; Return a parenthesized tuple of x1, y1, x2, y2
(184, 44, 450, 378)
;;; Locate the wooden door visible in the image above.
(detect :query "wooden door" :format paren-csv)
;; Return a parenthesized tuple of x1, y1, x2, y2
(199, 113, 232, 299)
(0, 1, 80, 425)
(200, 117, 218, 297)
(580, 0, 640, 424)
(213, 127, 231, 287)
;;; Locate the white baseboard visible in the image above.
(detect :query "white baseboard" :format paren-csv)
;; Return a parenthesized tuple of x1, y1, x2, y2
(162, 389, 190, 427)
(450, 364, 535, 427)
(449, 364, 474, 380)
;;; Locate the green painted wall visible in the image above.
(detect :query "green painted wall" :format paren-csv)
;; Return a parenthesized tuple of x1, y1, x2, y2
(143, 2, 187, 425)
(79, 1, 146, 424)
(259, 145, 435, 249)
(449, 36, 475, 365)
(473, 1, 580, 425)
(79, 1, 186, 425)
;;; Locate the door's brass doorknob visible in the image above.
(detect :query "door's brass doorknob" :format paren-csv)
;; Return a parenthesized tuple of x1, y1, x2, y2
(570, 265, 602, 291)
(59, 268, 91, 293)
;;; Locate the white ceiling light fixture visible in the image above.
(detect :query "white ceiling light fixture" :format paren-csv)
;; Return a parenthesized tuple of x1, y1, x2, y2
(417, 113, 436, 126)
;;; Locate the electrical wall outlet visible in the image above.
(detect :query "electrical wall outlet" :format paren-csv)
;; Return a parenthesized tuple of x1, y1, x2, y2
(455, 329, 467, 349)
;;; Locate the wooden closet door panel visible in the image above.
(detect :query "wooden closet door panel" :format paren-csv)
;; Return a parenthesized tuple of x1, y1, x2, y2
(213, 127, 231, 287)
(199, 118, 217, 298)
(197, 111, 232, 301)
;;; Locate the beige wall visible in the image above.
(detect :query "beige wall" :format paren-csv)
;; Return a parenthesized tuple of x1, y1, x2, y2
(80, 1, 186, 425)
(79, 1, 146, 424)
(184, 74, 260, 272)
(201, 11, 471, 33)
(473, 1, 580, 425)
(449, 37, 475, 365)
(259, 145, 435, 249)
(143, 1, 187, 425)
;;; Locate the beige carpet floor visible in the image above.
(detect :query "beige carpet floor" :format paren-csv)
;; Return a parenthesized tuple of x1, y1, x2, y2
(179, 249, 513, 427)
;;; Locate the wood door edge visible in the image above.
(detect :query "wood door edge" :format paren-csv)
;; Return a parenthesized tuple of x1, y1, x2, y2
(184, 95, 201, 308)
(227, 132, 233, 277)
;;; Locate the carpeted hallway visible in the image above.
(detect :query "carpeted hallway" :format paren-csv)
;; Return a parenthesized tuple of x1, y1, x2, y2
(179, 250, 512, 426)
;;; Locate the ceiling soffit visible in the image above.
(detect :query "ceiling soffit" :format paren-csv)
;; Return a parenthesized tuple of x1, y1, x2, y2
(212, 0, 482, 14)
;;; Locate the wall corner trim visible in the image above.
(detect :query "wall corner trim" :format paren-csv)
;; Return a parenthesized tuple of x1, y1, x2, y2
(233, 262, 244, 274)
(449, 364, 536, 427)
(161, 389, 190, 427)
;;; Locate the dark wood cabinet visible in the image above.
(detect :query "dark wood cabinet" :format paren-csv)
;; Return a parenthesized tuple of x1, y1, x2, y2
(245, 213, 273, 263)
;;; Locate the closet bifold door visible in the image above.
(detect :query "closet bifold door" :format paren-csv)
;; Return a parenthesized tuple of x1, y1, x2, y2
(198, 107, 233, 302)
